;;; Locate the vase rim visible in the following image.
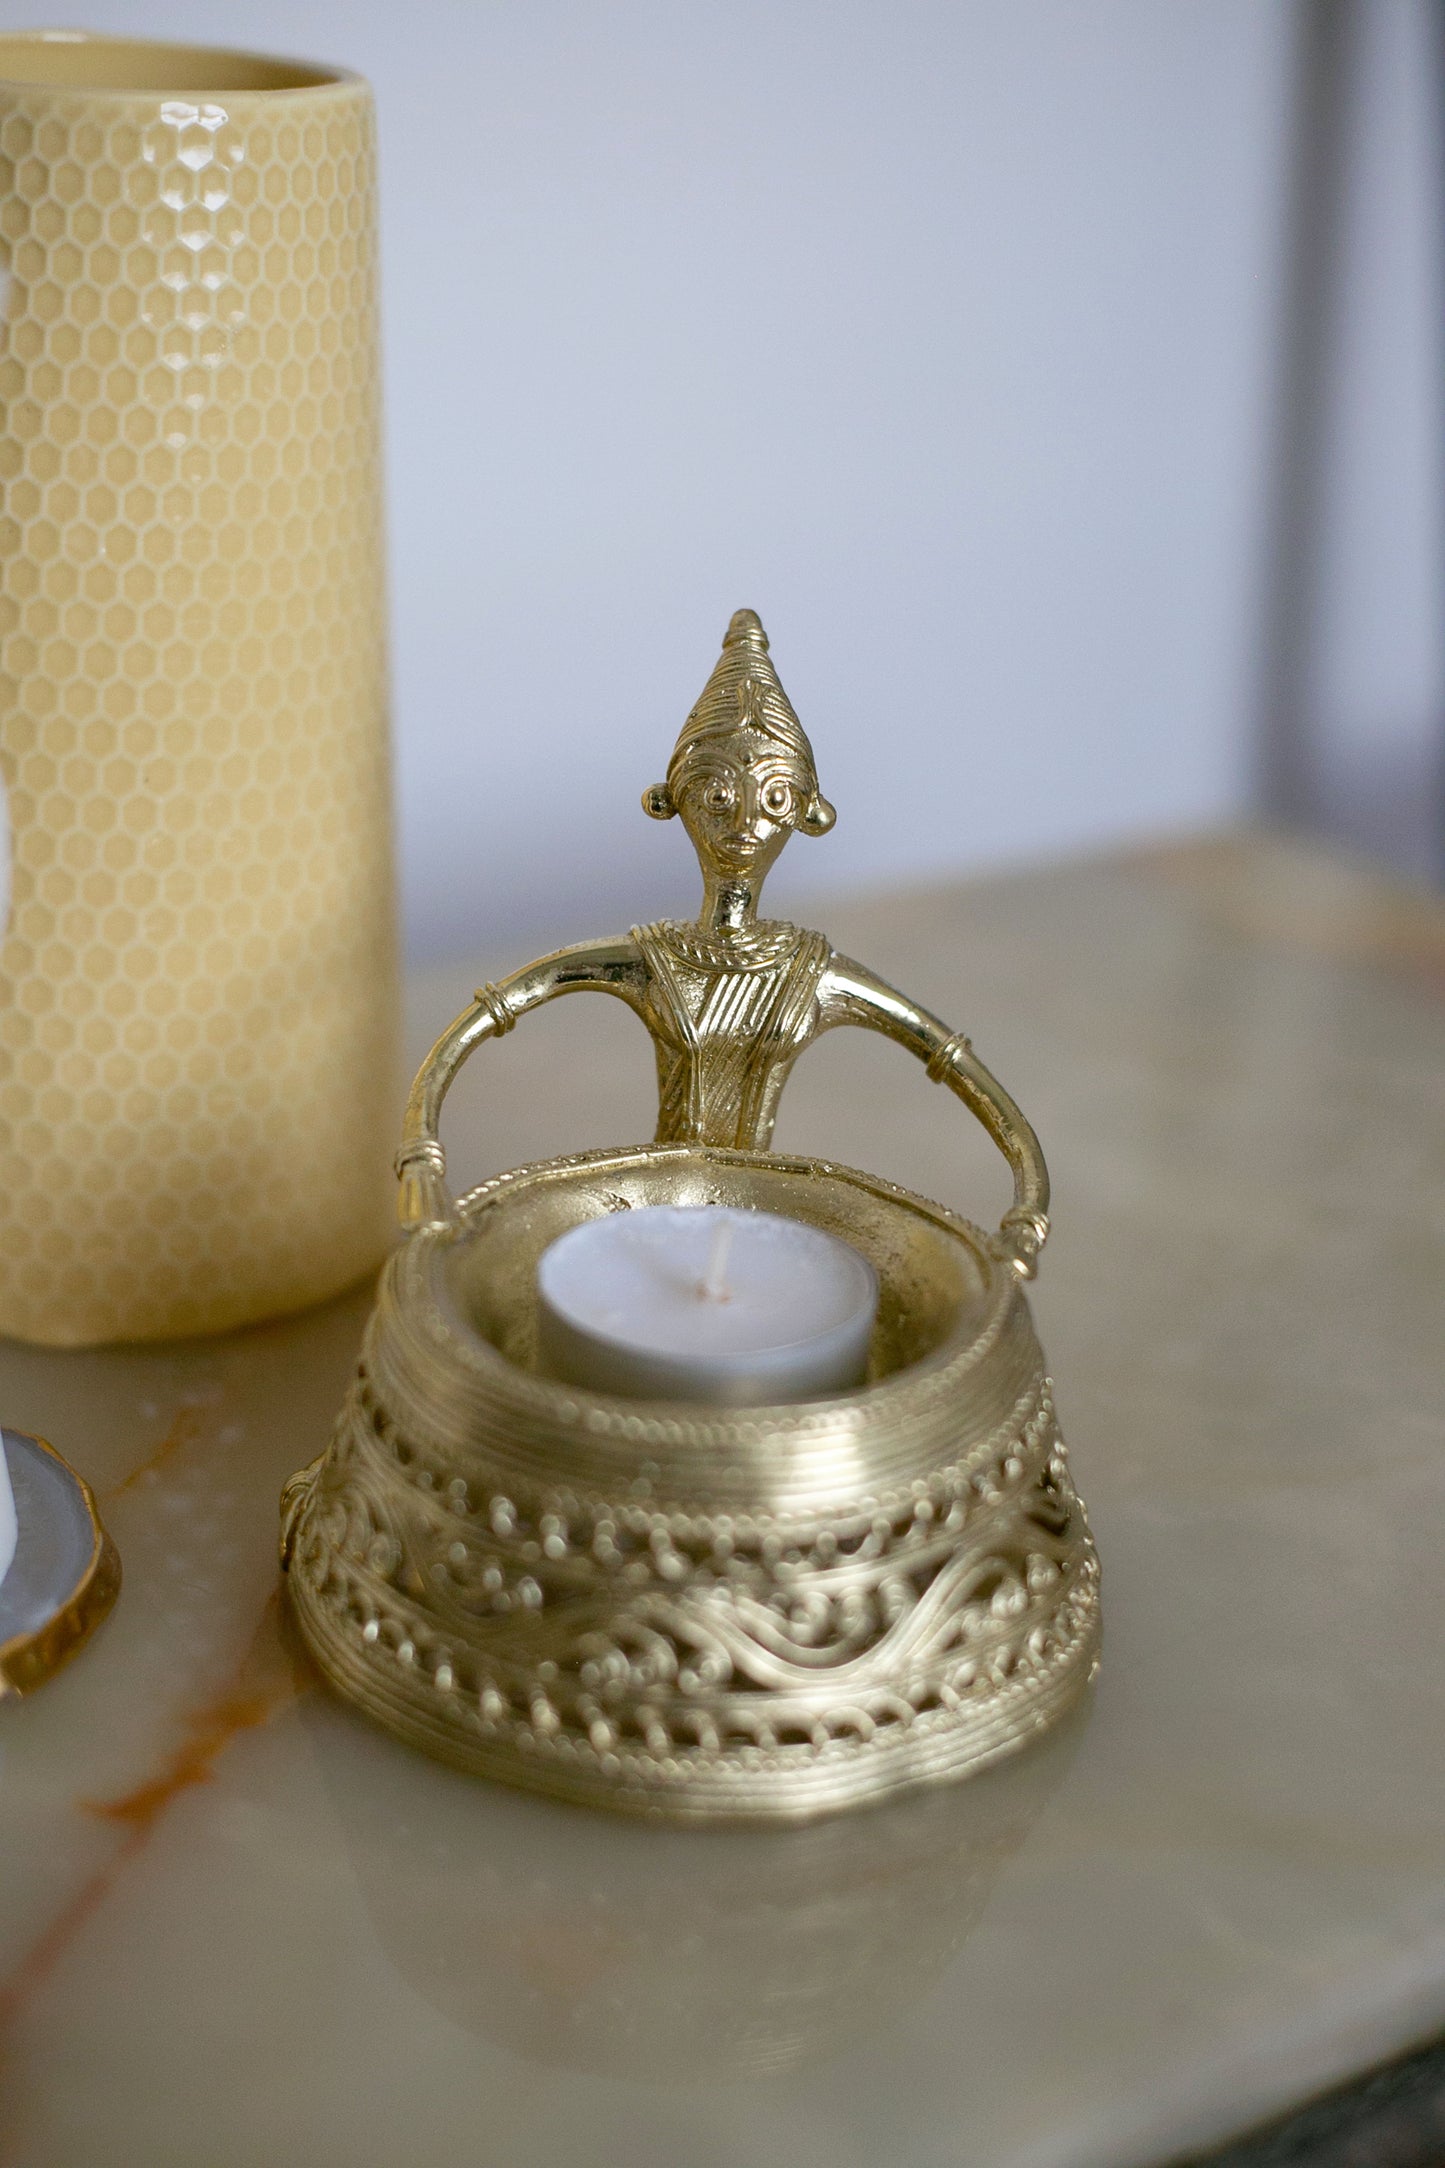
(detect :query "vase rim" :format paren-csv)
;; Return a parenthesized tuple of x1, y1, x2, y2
(0, 29, 362, 98)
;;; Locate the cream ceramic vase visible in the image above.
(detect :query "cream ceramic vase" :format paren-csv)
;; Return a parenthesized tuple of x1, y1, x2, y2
(0, 34, 397, 1344)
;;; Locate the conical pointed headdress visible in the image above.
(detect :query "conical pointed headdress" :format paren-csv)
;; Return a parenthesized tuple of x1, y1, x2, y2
(667, 610, 819, 792)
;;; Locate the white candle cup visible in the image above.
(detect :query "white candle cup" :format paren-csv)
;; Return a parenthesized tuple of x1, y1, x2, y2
(0, 1428, 118, 1676)
(0, 1435, 15, 1593)
(536, 1206, 879, 1405)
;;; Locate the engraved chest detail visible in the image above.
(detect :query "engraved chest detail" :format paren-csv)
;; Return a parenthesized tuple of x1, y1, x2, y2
(633, 919, 831, 1149)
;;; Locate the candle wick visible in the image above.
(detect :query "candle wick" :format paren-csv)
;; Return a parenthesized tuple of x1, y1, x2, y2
(699, 1218, 734, 1303)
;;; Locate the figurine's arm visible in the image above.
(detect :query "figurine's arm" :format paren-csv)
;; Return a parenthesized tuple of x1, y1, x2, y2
(395, 937, 646, 1229)
(819, 955, 1051, 1278)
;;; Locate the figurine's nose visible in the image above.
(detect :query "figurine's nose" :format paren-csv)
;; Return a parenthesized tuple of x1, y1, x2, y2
(736, 776, 776, 840)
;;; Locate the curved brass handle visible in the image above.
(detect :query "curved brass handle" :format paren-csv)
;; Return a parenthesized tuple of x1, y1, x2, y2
(394, 1134, 451, 1232)
(394, 984, 518, 1231)
(920, 1028, 1050, 1280)
(997, 1205, 1051, 1281)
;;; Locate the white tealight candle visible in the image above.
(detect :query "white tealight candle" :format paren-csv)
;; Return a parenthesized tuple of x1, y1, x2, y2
(537, 1206, 878, 1405)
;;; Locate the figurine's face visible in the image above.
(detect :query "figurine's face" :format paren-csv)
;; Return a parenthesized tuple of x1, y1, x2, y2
(674, 734, 810, 877)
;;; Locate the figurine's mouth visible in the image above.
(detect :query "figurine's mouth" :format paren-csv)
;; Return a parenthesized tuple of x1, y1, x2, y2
(711, 834, 771, 867)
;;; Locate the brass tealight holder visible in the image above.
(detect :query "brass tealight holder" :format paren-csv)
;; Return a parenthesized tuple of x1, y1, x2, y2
(281, 611, 1100, 1822)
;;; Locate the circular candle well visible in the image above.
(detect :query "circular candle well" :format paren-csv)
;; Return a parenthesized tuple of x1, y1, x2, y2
(536, 1206, 879, 1405)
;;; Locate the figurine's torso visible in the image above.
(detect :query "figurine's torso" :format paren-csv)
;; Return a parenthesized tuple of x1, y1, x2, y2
(632, 918, 832, 1151)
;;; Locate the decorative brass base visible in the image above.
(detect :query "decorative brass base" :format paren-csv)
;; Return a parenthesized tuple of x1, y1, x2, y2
(282, 1145, 1099, 1823)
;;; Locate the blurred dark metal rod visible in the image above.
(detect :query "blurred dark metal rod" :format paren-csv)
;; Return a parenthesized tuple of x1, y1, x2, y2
(1430, 0, 1445, 880)
(1254, 0, 1359, 831)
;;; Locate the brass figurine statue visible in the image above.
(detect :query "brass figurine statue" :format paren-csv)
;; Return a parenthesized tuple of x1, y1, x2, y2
(396, 611, 1049, 1273)
(283, 611, 1099, 1822)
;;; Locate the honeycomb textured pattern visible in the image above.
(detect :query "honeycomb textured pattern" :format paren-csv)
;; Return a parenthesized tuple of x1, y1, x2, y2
(0, 45, 398, 1345)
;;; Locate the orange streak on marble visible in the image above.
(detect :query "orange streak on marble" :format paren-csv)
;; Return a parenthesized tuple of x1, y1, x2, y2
(0, 1821, 151, 2051)
(85, 1595, 301, 1835)
(0, 1597, 301, 2073)
(105, 1401, 213, 1500)
(86, 1685, 286, 1833)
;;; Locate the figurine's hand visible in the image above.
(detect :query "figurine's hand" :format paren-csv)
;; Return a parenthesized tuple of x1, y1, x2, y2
(395, 1139, 450, 1231)
(999, 1207, 1049, 1280)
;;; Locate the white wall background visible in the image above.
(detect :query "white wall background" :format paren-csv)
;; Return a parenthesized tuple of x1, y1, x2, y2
(9, 0, 1299, 956)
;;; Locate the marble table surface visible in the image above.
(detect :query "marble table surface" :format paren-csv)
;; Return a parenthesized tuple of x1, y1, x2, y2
(1, 835, 1443, 2167)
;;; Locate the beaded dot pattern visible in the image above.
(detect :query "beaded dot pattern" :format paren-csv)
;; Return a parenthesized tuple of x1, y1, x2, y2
(0, 60, 397, 1344)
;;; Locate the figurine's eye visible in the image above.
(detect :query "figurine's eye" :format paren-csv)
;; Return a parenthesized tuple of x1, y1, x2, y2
(761, 779, 791, 819)
(702, 779, 734, 814)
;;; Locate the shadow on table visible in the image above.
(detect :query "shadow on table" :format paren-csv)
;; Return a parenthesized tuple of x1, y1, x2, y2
(302, 1687, 1086, 2082)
